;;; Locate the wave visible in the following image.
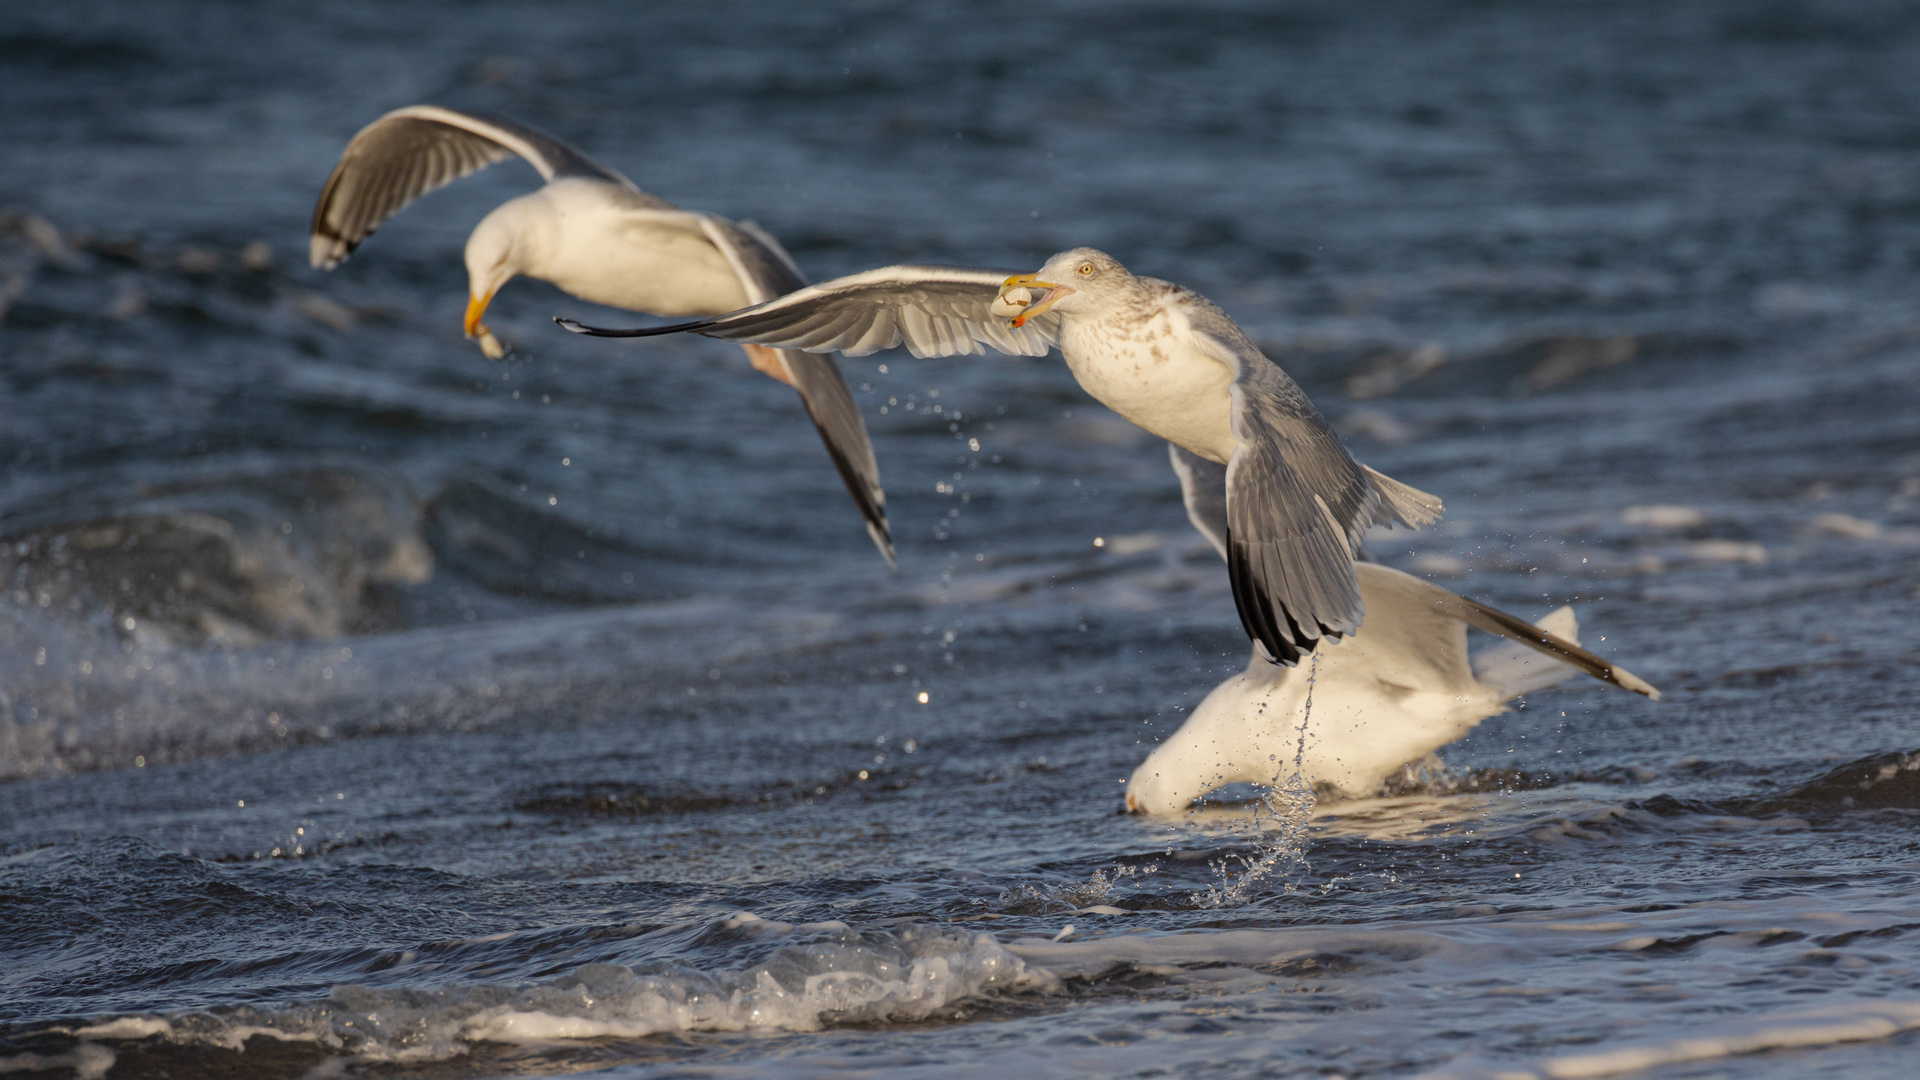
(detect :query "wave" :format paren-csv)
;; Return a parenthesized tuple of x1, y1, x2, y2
(2, 464, 430, 646)
(15, 891, 1920, 1078)
(10, 917, 1041, 1070)
(1416, 999, 1920, 1080)
(1338, 748, 1920, 816)
(1744, 749, 1920, 813)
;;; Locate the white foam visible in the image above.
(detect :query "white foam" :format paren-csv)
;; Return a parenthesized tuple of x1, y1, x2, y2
(1008, 926, 1459, 980)
(57, 923, 1045, 1064)
(0, 1044, 115, 1079)
(65, 1017, 170, 1041)
(1414, 998, 1920, 1080)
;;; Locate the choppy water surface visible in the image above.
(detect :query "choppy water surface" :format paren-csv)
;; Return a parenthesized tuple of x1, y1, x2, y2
(5, 2, 1920, 1077)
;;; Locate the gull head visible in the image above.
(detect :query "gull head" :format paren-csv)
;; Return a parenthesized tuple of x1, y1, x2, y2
(1123, 755, 1220, 817)
(999, 247, 1132, 327)
(462, 200, 539, 360)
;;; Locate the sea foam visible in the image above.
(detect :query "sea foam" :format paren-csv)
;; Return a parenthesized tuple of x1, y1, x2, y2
(40, 918, 1045, 1064)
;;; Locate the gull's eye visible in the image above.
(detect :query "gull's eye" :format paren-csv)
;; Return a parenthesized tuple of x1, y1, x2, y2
(1077, 264, 1094, 276)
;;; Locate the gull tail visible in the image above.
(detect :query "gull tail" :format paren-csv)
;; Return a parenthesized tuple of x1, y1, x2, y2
(1362, 465, 1444, 530)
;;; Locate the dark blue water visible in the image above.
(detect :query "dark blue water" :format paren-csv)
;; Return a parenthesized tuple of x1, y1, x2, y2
(5, 2, 1920, 1076)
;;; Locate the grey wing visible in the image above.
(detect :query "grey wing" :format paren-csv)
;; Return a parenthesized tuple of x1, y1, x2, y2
(1168, 444, 1229, 562)
(1170, 442, 1408, 569)
(698, 217, 892, 566)
(1364, 565, 1660, 699)
(1223, 363, 1369, 666)
(310, 104, 645, 269)
(559, 265, 1062, 359)
(1190, 313, 1436, 665)
(784, 353, 893, 565)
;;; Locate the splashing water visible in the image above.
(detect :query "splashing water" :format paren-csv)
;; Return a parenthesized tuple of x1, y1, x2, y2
(996, 865, 1156, 915)
(12, 4, 1920, 1077)
(1196, 655, 1320, 907)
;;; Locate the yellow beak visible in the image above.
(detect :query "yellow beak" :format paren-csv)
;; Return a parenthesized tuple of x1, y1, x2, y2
(999, 273, 1070, 327)
(464, 289, 495, 339)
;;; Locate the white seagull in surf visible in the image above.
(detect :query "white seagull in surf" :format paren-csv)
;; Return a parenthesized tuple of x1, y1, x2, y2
(559, 248, 1441, 665)
(308, 105, 893, 563)
(1123, 446, 1661, 813)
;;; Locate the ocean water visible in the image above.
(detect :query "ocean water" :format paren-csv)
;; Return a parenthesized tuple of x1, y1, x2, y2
(4, 1, 1920, 1076)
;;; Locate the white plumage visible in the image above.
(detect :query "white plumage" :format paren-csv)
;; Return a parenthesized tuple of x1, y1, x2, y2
(559, 248, 1442, 664)
(309, 105, 893, 563)
(1124, 562, 1657, 813)
(1125, 447, 1658, 813)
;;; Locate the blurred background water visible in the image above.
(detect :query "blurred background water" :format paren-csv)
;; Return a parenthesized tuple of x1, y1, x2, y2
(3, 1, 1920, 1077)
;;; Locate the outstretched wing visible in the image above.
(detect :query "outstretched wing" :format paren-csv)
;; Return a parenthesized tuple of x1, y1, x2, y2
(557, 265, 1062, 359)
(1186, 307, 1443, 666)
(1359, 563, 1659, 699)
(698, 216, 894, 566)
(311, 104, 649, 269)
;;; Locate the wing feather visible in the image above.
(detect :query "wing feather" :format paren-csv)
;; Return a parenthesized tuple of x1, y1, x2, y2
(1359, 564, 1660, 699)
(840, 305, 884, 355)
(1207, 328, 1369, 663)
(310, 104, 643, 269)
(557, 265, 1062, 359)
(1186, 308, 1440, 666)
(780, 349, 894, 566)
(697, 216, 893, 564)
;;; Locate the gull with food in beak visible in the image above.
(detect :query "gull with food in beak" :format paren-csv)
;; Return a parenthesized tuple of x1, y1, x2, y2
(308, 104, 893, 564)
(557, 248, 1442, 664)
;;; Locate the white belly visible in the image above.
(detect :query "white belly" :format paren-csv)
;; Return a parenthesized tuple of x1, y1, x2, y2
(1059, 314, 1237, 462)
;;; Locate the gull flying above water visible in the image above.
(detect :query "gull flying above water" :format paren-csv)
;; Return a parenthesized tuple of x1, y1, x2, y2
(558, 248, 1442, 664)
(308, 105, 893, 564)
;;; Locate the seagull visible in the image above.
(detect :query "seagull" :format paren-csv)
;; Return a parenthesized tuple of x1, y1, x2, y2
(558, 248, 1441, 664)
(1124, 446, 1659, 812)
(309, 104, 892, 564)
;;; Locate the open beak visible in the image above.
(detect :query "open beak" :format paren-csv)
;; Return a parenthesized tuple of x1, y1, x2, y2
(999, 273, 1073, 328)
(465, 289, 507, 359)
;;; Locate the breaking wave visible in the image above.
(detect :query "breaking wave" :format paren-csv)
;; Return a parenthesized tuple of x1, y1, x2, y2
(17, 916, 1043, 1069)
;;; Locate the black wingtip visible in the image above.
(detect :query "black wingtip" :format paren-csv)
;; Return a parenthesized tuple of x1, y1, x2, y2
(554, 316, 639, 337)
(872, 525, 898, 572)
(1228, 532, 1310, 667)
(553, 316, 712, 338)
